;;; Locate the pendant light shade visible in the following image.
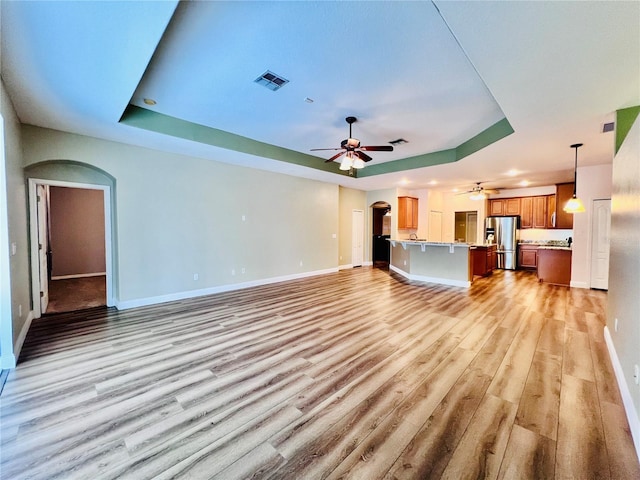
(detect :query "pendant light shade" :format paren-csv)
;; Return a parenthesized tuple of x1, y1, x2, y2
(563, 143, 586, 214)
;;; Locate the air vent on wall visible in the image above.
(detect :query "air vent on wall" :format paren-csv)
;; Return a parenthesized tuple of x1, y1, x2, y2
(254, 70, 289, 91)
(602, 122, 615, 133)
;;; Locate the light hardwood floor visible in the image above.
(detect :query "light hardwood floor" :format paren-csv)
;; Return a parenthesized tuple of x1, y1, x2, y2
(1, 267, 638, 479)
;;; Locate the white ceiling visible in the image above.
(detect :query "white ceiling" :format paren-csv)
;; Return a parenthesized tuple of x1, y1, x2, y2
(2, 1, 638, 194)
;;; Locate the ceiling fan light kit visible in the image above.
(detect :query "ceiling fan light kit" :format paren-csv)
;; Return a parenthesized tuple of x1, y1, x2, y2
(311, 116, 393, 170)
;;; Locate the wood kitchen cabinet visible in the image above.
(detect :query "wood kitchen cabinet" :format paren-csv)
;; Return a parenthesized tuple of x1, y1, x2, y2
(472, 245, 497, 277)
(398, 196, 418, 230)
(489, 199, 505, 216)
(547, 195, 556, 228)
(532, 196, 548, 229)
(555, 183, 575, 229)
(537, 248, 572, 286)
(520, 197, 533, 228)
(505, 198, 520, 215)
(518, 244, 538, 269)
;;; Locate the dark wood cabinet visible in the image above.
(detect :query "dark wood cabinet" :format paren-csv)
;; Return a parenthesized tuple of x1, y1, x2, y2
(518, 244, 538, 269)
(472, 245, 497, 277)
(398, 196, 418, 230)
(537, 249, 572, 286)
(555, 183, 575, 229)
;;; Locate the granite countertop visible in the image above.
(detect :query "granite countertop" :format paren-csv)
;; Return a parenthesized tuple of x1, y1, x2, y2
(518, 240, 570, 247)
(537, 246, 572, 251)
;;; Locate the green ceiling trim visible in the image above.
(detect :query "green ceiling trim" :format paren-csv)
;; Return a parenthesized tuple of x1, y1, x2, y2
(615, 105, 640, 154)
(119, 105, 346, 176)
(356, 117, 513, 178)
(120, 105, 513, 179)
(455, 118, 514, 161)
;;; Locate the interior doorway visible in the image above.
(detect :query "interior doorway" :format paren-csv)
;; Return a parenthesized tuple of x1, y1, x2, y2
(454, 211, 478, 243)
(371, 201, 391, 267)
(29, 179, 113, 317)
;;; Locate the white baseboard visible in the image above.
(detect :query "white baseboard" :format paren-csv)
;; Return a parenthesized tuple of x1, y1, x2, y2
(10, 310, 34, 367)
(363, 261, 373, 266)
(51, 272, 106, 280)
(338, 264, 354, 270)
(0, 352, 16, 369)
(570, 280, 589, 289)
(116, 267, 339, 310)
(389, 264, 471, 288)
(604, 326, 640, 461)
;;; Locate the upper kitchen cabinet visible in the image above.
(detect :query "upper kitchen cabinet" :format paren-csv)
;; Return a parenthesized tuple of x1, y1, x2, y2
(505, 198, 520, 216)
(555, 183, 575, 229)
(490, 199, 505, 216)
(520, 196, 533, 228)
(532, 196, 548, 229)
(398, 196, 419, 230)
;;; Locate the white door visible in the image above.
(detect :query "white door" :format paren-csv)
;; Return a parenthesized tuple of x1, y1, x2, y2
(590, 199, 611, 289)
(429, 211, 443, 241)
(466, 212, 478, 244)
(36, 184, 50, 313)
(352, 210, 364, 267)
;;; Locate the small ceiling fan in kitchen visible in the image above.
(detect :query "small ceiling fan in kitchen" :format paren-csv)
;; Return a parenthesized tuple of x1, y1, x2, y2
(458, 182, 500, 200)
(310, 116, 393, 170)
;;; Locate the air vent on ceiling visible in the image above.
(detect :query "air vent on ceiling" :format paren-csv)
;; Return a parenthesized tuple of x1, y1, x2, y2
(602, 122, 615, 133)
(254, 70, 289, 91)
(389, 138, 408, 146)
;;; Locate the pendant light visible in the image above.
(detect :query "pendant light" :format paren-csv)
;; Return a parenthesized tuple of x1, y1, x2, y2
(563, 143, 585, 213)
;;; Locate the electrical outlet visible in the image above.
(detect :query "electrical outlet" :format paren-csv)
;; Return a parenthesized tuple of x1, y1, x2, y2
(11, 243, 17, 256)
(634, 365, 639, 385)
(614, 318, 619, 332)
(241, 268, 245, 274)
(403, 260, 407, 266)
(18, 304, 22, 317)
(299, 261, 303, 267)
(242, 215, 246, 221)
(193, 273, 199, 281)
(231, 269, 235, 276)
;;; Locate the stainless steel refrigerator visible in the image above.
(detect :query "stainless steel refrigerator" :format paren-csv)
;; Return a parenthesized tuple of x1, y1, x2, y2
(485, 216, 519, 270)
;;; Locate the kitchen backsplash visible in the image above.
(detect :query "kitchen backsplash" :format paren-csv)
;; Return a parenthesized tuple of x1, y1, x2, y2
(518, 228, 573, 242)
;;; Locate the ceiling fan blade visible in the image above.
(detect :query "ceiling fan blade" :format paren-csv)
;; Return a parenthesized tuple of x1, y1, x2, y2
(360, 145, 393, 152)
(311, 147, 343, 151)
(325, 151, 346, 163)
(354, 150, 372, 162)
(484, 189, 500, 194)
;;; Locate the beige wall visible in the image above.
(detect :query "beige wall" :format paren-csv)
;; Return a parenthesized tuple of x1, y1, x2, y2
(49, 186, 106, 277)
(1, 78, 30, 367)
(22, 125, 340, 306)
(608, 115, 640, 433)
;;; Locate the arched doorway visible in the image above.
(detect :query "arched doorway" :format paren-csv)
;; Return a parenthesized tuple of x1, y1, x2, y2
(371, 201, 391, 267)
(25, 160, 117, 317)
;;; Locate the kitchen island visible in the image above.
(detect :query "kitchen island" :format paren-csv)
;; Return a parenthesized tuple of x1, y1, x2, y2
(388, 240, 472, 287)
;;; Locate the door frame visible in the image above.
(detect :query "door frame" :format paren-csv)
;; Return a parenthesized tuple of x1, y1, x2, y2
(28, 178, 114, 317)
(352, 209, 364, 267)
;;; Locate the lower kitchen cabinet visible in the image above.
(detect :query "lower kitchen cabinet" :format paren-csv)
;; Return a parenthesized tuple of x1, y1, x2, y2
(518, 244, 538, 269)
(472, 245, 496, 277)
(537, 248, 572, 286)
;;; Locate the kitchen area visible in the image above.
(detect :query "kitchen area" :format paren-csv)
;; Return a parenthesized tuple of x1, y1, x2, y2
(388, 182, 577, 287)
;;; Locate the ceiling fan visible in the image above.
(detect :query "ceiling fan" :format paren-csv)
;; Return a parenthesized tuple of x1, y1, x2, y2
(311, 116, 393, 170)
(457, 182, 500, 199)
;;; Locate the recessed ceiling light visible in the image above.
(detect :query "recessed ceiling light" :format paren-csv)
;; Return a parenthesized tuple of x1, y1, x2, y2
(399, 179, 410, 185)
(429, 180, 438, 185)
(507, 169, 519, 176)
(519, 180, 530, 187)
(143, 98, 156, 106)
(452, 188, 459, 192)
